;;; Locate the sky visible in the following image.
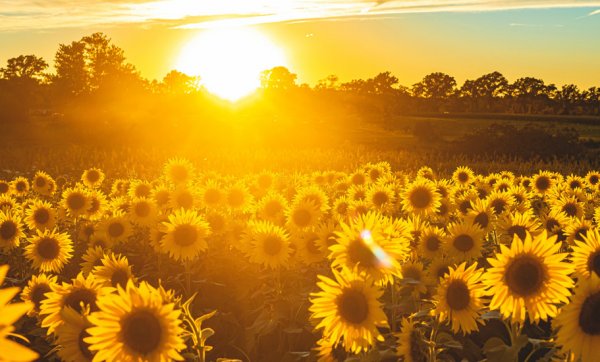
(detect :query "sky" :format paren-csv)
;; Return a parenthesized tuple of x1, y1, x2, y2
(1, 0, 600, 89)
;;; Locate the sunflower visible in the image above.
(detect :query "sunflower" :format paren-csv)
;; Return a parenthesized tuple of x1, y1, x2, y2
(199, 180, 224, 209)
(128, 197, 157, 226)
(417, 166, 435, 180)
(452, 166, 475, 186)
(31, 171, 55, 196)
(483, 231, 573, 324)
(169, 186, 198, 210)
(0, 194, 17, 212)
(40, 272, 113, 335)
(151, 184, 172, 210)
(434, 262, 485, 334)
(21, 273, 58, 316)
(62, 186, 91, 218)
(97, 213, 132, 245)
(347, 185, 366, 201)
(454, 188, 480, 215)
(572, 228, 600, 279)
(93, 254, 136, 288)
(24, 199, 57, 231)
(309, 270, 388, 354)
(159, 209, 210, 261)
(85, 189, 108, 220)
(531, 171, 555, 196)
(85, 281, 185, 361)
(565, 174, 585, 190)
(81, 246, 113, 276)
(81, 168, 105, 189)
(224, 184, 254, 212)
(0, 265, 39, 361)
(329, 211, 409, 285)
(204, 210, 228, 237)
(486, 191, 514, 216)
(294, 185, 330, 214)
(24, 228, 73, 273)
(11, 176, 30, 197)
(295, 230, 329, 265)
(539, 209, 570, 238)
(551, 194, 585, 219)
(164, 158, 195, 185)
(314, 337, 347, 362)
(496, 210, 541, 243)
(585, 171, 600, 188)
(0, 210, 25, 250)
(564, 218, 593, 245)
(244, 220, 292, 269)
(349, 171, 367, 186)
(110, 179, 129, 198)
(256, 192, 288, 224)
(554, 275, 600, 362)
(332, 197, 350, 221)
(417, 226, 446, 259)
(287, 200, 322, 231)
(401, 261, 427, 296)
(443, 221, 485, 262)
(0, 180, 9, 195)
(366, 183, 396, 214)
(55, 307, 95, 362)
(401, 179, 441, 217)
(425, 257, 453, 288)
(507, 185, 532, 213)
(395, 317, 427, 362)
(129, 180, 153, 199)
(465, 198, 495, 233)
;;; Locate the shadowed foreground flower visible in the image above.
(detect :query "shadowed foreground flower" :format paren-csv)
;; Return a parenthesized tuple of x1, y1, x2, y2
(85, 281, 185, 362)
(309, 270, 388, 354)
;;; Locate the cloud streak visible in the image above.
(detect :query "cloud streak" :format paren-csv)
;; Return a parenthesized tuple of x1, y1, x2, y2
(1, 0, 599, 31)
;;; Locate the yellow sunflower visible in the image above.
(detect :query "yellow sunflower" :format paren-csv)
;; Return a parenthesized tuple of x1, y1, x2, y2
(483, 231, 573, 324)
(366, 183, 396, 214)
(287, 200, 322, 231)
(81, 246, 113, 276)
(0, 210, 25, 251)
(24, 228, 73, 273)
(244, 220, 292, 269)
(85, 280, 186, 361)
(452, 166, 475, 186)
(21, 273, 58, 316)
(434, 262, 485, 334)
(401, 179, 441, 217)
(199, 180, 224, 209)
(329, 211, 409, 285)
(551, 195, 585, 219)
(159, 209, 211, 261)
(40, 272, 113, 335)
(0, 194, 17, 212)
(309, 270, 388, 354)
(81, 168, 105, 189)
(128, 180, 153, 199)
(295, 230, 328, 265)
(62, 186, 91, 218)
(31, 171, 55, 196)
(425, 257, 453, 288)
(0, 180, 10, 195)
(395, 317, 427, 362)
(554, 275, 600, 362)
(97, 213, 132, 245)
(93, 253, 136, 288)
(294, 185, 330, 214)
(169, 186, 198, 210)
(531, 171, 555, 196)
(443, 221, 485, 262)
(573, 228, 600, 279)
(256, 192, 288, 224)
(332, 197, 350, 221)
(11, 176, 30, 197)
(24, 199, 56, 231)
(128, 197, 157, 226)
(564, 218, 593, 245)
(163, 158, 195, 185)
(496, 210, 541, 243)
(486, 190, 514, 216)
(465, 198, 495, 233)
(151, 184, 172, 210)
(56, 307, 95, 362)
(417, 226, 446, 259)
(0, 265, 39, 361)
(110, 179, 129, 198)
(85, 189, 108, 220)
(225, 184, 253, 212)
(539, 209, 570, 238)
(401, 261, 427, 296)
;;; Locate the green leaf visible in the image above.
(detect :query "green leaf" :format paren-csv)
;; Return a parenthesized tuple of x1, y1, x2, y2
(200, 328, 215, 340)
(195, 310, 217, 326)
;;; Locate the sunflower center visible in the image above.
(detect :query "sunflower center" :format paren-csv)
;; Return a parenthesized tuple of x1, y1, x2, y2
(173, 224, 198, 247)
(590, 175, 599, 185)
(0, 183, 8, 193)
(176, 192, 194, 209)
(348, 238, 377, 268)
(37, 237, 60, 260)
(490, 199, 507, 215)
(562, 203, 578, 217)
(587, 251, 600, 277)
(292, 208, 312, 228)
(535, 177, 550, 191)
(352, 173, 365, 185)
(35, 177, 46, 187)
(87, 170, 100, 183)
(67, 193, 86, 210)
(372, 191, 388, 207)
(409, 187, 432, 209)
(579, 291, 600, 335)
(437, 202, 449, 216)
(457, 172, 469, 183)
(545, 219, 560, 232)
(336, 288, 369, 324)
(204, 189, 221, 204)
(264, 200, 283, 216)
(135, 185, 151, 198)
(0, 221, 17, 240)
(134, 202, 151, 218)
(111, 269, 130, 288)
(155, 191, 170, 206)
(507, 225, 527, 241)
(424, 236, 440, 252)
(64, 288, 97, 313)
(227, 190, 245, 207)
(34, 208, 50, 224)
(474, 213, 489, 228)
(505, 255, 545, 297)
(31, 284, 51, 311)
(459, 200, 472, 214)
(446, 280, 470, 311)
(108, 222, 125, 238)
(574, 227, 589, 243)
(121, 309, 163, 355)
(88, 198, 100, 214)
(78, 329, 94, 359)
(262, 235, 283, 256)
(453, 234, 474, 252)
(16, 181, 27, 192)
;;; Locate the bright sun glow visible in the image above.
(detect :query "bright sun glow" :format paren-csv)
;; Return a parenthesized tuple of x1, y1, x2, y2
(175, 27, 287, 101)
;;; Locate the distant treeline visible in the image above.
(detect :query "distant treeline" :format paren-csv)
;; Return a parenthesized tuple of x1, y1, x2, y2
(1, 32, 599, 129)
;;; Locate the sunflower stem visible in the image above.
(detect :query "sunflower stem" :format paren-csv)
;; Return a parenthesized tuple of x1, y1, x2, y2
(184, 261, 192, 297)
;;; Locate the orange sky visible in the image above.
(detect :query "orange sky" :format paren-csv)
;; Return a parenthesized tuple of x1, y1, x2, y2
(1, 1, 600, 88)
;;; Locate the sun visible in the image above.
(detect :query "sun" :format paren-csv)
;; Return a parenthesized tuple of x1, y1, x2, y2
(175, 27, 287, 101)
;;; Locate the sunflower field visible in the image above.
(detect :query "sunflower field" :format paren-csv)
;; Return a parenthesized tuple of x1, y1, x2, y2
(2, 159, 600, 362)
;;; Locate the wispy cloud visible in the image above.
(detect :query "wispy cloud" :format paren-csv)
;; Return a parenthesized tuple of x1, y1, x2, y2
(1, 0, 599, 31)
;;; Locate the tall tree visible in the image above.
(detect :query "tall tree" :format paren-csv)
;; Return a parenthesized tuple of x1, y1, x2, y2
(556, 84, 582, 114)
(260, 66, 297, 90)
(412, 72, 456, 99)
(0, 55, 47, 81)
(54, 41, 88, 96)
(160, 70, 199, 94)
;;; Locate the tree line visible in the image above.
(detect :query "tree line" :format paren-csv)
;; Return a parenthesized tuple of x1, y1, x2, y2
(1, 32, 599, 126)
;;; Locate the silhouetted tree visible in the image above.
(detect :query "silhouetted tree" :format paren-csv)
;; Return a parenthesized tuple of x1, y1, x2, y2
(0, 55, 48, 81)
(53, 41, 88, 96)
(160, 70, 199, 94)
(556, 84, 582, 115)
(315, 75, 339, 90)
(584, 87, 600, 115)
(412, 72, 456, 99)
(510, 77, 554, 113)
(260, 66, 297, 90)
